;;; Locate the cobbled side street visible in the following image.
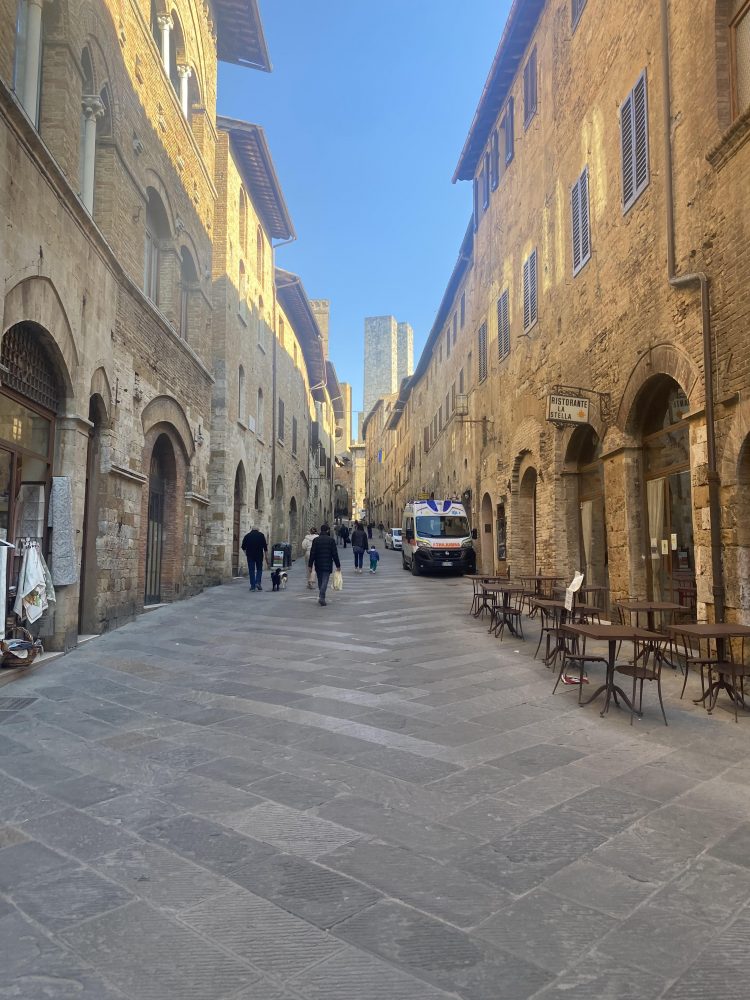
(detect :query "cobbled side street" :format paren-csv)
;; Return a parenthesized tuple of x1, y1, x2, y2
(1, 548, 749, 999)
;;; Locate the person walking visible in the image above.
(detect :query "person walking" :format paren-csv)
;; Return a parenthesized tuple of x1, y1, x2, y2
(340, 523, 350, 549)
(241, 526, 269, 591)
(308, 523, 340, 607)
(350, 520, 369, 574)
(378, 521, 385, 538)
(367, 521, 374, 540)
(369, 543, 380, 573)
(301, 526, 318, 589)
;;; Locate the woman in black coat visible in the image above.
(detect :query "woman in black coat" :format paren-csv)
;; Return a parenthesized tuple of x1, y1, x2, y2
(350, 521, 369, 574)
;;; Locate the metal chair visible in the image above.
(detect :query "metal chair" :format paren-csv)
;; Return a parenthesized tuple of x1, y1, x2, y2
(707, 636, 750, 723)
(615, 638, 668, 726)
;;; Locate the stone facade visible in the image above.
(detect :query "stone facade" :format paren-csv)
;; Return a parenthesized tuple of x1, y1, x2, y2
(396, 322, 414, 385)
(368, 0, 750, 623)
(0, 0, 334, 648)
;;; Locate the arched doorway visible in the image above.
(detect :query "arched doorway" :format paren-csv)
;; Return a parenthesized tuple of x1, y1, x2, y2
(144, 434, 175, 604)
(274, 474, 284, 541)
(735, 435, 750, 621)
(518, 467, 537, 575)
(565, 425, 609, 595)
(79, 394, 107, 633)
(0, 323, 62, 630)
(480, 492, 494, 572)
(254, 473, 264, 513)
(289, 496, 298, 551)
(232, 463, 246, 576)
(637, 377, 695, 609)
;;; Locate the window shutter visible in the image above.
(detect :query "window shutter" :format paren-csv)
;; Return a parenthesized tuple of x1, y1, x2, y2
(523, 257, 531, 331)
(579, 167, 590, 266)
(632, 73, 649, 194)
(497, 290, 510, 359)
(473, 178, 479, 231)
(505, 97, 514, 163)
(572, 0, 587, 29)
(478, 323, 488, 382)
(571, 176, 582, 273)
(452, 312, 457, 344)
(482, 154, 490, 209)
(446, 330, 451, 358)
(490, 130, 499, 190)
(524, 48, 537, 126)
(459, 367, 464, 393)
(620, 92, 634, 208)
(424, 426, 429, 452)
(529, 250, 537, 327)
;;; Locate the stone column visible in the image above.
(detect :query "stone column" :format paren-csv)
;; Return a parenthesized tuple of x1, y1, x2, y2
(80, 96, 104, 214)
(21, 0, 45, 123)
(157, 14, 173, 75)
(177, 64, 191, 118)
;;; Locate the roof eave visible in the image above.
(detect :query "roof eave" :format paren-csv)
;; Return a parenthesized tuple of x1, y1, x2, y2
(214, 0, 272, 72)
(275, 268, 326, 389)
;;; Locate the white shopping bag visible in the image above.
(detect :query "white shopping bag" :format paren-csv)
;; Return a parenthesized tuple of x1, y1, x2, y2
(332, 569, 343, 591)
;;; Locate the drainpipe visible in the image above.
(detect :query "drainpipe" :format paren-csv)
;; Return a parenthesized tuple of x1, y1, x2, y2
(271, 285, 277, 542)
(660, 0, 725, 623)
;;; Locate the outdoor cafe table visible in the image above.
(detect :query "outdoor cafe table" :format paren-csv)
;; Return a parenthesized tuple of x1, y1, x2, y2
(563, 623, 659, 718)
(532, 599, 602, 666)
(465, 574, 510, 618)
(617, 599, 687, 632)
(668, 623, 750, 714)
(481, 583, 526, 638)
(520, 574, 565, 598)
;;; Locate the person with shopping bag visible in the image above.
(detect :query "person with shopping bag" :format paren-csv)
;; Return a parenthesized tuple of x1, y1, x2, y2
(308, 523, 341, 607)
(301, 526, 318, 590)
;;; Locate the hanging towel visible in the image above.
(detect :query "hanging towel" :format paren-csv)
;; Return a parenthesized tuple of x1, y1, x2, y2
(49, 477, 78, 586)
(14, 545, 47, 623)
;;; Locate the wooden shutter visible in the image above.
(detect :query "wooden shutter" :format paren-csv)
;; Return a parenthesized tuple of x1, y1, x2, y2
(579, 167, 590, 266)
(524, 48, 537, 126)
(490, 130, 499, 190)
(572, 0, 587, 29)
(482, 154, 490, 209)
(473, 177, 479, 231)
(622, 71, 649, 211)
(497, 290, 510, 359)
(571, 175, 582, 273)
(504, 97, 514, 163)
(478, 323, 488, 382)
(524, 251, 537, 331)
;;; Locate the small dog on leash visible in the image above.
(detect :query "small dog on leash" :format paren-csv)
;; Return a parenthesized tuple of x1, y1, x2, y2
(271, 569, 288, 591)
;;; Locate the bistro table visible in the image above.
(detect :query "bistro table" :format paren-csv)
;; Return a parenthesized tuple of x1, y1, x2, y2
(669, 623, 750, 718)
(482, 583, 526, 639)
(563, 623, 659, 718)
(533, 598, 603, 667)
(465, 575, 509, 618)
(521, 575, 566, 598)
(617, 600, 687, 632)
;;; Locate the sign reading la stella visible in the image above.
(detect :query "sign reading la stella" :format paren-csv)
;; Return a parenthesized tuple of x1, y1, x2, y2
(546, 394, 590, 424)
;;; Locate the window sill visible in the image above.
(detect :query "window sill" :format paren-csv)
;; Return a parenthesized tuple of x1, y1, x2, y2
(707, 107, 750, 171)
(523, 318, 539, 336)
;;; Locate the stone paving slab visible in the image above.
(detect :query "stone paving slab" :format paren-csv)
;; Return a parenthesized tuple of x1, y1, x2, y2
(2, 550, 750, 998)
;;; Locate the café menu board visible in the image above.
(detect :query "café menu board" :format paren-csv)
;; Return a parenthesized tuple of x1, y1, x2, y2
(546, 395, 589, 424)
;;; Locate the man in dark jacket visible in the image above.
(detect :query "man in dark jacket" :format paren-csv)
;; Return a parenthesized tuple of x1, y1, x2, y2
(241, 527, 269, 591)
(308, 523, 341, 606)
(340, 523, 350, 548)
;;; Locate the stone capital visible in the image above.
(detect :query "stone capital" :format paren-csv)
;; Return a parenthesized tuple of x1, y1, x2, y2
(177, 63, 192, 80)
(157, 13, 174, 31)
(81, 95, 105, 120)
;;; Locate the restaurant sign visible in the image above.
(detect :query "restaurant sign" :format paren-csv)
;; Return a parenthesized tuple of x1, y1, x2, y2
(546, 394, 590, 425)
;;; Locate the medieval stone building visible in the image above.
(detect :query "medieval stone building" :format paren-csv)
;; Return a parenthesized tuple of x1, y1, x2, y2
(367, 0, 750, 623)
(0, 0, 336, 649)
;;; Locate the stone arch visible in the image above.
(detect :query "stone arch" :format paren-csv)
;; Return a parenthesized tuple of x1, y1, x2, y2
(2, 277, 78, 400)
(289, 496, 298, 550)
(254, 473, 265, 511)
(89, 365, 112, 422)
(143, 169, 175, 234)
(617, 343, 700, 440)
(141, 430, 183, 604)
(232, 461, 246, 577)
(720, 396, 750, 487)
(141, 395, 195, 462)
(718, 397, 750, 621)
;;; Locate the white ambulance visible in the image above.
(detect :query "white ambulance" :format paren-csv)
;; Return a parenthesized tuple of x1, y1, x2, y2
(401, 499, 476, 576)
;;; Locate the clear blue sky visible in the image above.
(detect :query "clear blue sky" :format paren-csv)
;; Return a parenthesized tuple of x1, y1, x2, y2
(219, 1, 511, 415)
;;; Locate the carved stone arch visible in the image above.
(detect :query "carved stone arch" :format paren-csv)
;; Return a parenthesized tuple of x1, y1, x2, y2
(719, 396, 750, 487)
(617, 343, 701, 440)
(78, 21, 123, 130)
(178, 1, 208, 107)
(89, 365, 113, 422)
(2, 276, 78, 400)
(178, 233, 202, 279)
(508, 415, 544, 480)
(142, 169, 175, 234)
(140, 395, 195, 462)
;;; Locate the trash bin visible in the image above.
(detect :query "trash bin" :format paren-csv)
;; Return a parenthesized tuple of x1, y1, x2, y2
(273, 542, 292, 568)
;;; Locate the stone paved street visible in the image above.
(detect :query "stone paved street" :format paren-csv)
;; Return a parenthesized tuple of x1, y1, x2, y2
(1, 548, 750, 998)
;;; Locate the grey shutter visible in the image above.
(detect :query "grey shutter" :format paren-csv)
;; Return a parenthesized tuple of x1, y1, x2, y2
(621, 91, 635, 208)
(482, 154, 490, 209)
(524, 48, 537, 126)
(529, 250, 537, 326)
(497, 290, 510, 358)
(478, 323, 487, 381)
(523, 257, 531, 331)
(571, 176, 582, 273)
(490, 130, 499, 190)
(505, 97, 515, 163)
(579, 167, 590, 266)
(632, 73, 649, 194)
(572, 0, 587, 28)
(473, 178, 479, 231)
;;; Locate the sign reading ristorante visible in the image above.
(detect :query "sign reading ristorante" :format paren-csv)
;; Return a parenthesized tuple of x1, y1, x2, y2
(546, 394, 590, 424)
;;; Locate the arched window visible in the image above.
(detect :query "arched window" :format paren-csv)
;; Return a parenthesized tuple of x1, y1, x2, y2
(179, 247, 197, 340)
(257, 387, 264, 438)
(256, 225, 264, 284)
(238, 366, 246, 423)
(150, 0, 160, 49)
(14, 0, 45, 124)
(238, 260, 247, 321)
(79, 49, 105, 214)
(254, 474, 264, 511)
(144, 188, 170, 305)
(239, 188, 248, 255)
(169, 11, 185, 95)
